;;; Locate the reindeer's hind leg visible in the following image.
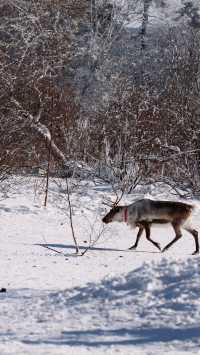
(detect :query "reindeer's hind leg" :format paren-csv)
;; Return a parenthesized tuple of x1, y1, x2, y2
(144, 223, 161, 251)
(162, 221, 182, 253)
(184, 227, 199, 255)
(129, 226, 144, 250)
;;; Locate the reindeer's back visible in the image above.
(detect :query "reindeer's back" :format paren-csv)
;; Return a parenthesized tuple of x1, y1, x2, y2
(149, 199, 193, 221)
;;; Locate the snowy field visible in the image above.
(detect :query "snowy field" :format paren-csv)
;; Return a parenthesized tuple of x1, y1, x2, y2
(0, 176, 200, 355)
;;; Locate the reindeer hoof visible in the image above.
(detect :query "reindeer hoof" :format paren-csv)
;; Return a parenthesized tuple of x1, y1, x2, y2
(156, 243, 161, 251)
(192, 250, 199, 255)
(129, 246, 137, 250)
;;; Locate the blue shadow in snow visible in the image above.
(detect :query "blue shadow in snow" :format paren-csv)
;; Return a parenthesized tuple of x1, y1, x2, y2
(22, 326, 200, 347)
(36, 243, 160, 254)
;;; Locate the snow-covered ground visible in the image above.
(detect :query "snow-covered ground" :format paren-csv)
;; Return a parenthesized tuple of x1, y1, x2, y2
(0, 176, 200, 355)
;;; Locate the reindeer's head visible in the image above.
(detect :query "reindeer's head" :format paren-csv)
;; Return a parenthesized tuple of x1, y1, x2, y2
(102, 190, 125, 224)
(102, 205, 124, 224)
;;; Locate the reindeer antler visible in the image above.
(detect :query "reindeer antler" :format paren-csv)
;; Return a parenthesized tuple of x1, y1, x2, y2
(102, 197, 114, 207)
(112, 189, 124, 206)
(102, 189, 124, 208)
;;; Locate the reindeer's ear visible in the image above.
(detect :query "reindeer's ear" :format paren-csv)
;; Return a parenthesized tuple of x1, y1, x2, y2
(114, 206, 120, 213)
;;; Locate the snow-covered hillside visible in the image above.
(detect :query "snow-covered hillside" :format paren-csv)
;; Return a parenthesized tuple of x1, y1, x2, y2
(0, 177, 200, 355)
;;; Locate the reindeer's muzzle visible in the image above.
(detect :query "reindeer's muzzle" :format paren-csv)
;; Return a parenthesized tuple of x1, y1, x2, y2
(102, 215, 110, 224)
(102, 206, 120, 224)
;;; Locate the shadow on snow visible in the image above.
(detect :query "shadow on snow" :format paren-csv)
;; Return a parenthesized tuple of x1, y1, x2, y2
(22, 326, 200, 347)
(36, 243, 160, 254)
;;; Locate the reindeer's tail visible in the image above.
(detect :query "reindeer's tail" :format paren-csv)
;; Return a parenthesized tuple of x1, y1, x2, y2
(182, 203, 198, 229)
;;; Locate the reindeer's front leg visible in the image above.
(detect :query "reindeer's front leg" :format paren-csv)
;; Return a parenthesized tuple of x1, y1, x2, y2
(129, 226, 144, 250)
(144, 222, 161, 251)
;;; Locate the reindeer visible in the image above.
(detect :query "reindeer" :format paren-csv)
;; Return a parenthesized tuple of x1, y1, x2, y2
(102, 198, 199, 255)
